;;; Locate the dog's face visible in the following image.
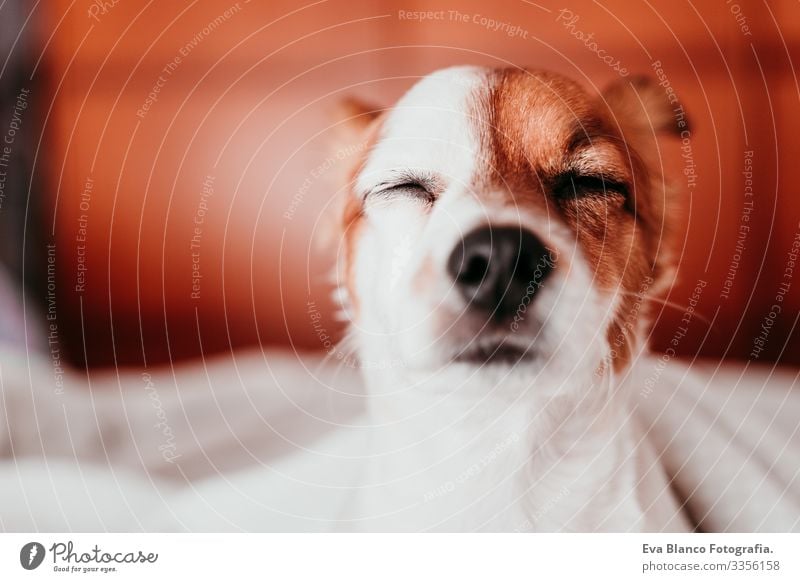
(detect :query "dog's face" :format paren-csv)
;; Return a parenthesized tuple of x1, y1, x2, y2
(335, 67, 679, 394)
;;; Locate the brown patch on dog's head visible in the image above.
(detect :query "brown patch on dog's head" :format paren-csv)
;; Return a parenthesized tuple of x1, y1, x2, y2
(480, 70, 682, 369)
(332, 70, 683, 370)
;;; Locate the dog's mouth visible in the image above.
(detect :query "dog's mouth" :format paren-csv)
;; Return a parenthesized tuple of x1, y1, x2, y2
(452, 338, 533, 365)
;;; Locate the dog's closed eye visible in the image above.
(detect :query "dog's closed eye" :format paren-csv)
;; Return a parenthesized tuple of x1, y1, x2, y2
(364, 173, 440, 206)
(552, 171, 629, 202)
(369, 182, 434, 204)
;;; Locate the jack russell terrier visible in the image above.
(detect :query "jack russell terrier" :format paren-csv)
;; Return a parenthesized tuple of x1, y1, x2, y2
(0, 65, 692, 532)
(158, 65, 692, 532)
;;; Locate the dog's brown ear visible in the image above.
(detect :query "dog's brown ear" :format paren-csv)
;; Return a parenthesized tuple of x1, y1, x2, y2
(326, 96, 382, 185)
(314, 97, 382, 250)
(325, 96, 382, 181)
(601, 75, 688, 137)
(333, 96, 383, 136)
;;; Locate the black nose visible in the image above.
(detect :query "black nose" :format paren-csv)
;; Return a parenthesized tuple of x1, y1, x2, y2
(447, 226, 555, 321)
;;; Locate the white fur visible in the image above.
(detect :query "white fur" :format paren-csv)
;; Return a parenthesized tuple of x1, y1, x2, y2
(329, 66, 691, 531)
(130, 67, 686, 533)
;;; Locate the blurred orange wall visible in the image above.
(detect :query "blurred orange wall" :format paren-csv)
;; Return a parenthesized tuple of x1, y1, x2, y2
(41, 0, 800, 367)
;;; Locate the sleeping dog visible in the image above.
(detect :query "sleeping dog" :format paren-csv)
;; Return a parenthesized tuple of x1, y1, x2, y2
(0, 66, 690, 532)
(314, 66, 690, 531)
(131, 66, 691, 532)
(4, 67, 799, 533)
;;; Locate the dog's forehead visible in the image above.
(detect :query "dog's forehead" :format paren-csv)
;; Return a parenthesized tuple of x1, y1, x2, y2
(356, 66, 487, 191)
(357, 67, 602, 192)
(488, 70, 600, 175)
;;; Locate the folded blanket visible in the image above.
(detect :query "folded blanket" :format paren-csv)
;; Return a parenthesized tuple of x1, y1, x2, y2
(633, 358, 800, 532)
(0, 348, 797, 531)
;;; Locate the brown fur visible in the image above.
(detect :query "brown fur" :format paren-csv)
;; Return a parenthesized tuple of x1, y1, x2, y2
(476, 69, 676, 369)
(337, 68, 679, 369)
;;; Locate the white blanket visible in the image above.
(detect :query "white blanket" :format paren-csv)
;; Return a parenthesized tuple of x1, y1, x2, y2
(0, 348, 797, 531)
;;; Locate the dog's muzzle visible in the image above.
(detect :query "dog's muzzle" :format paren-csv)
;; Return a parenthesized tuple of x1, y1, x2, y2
(447, 226, 555, 321)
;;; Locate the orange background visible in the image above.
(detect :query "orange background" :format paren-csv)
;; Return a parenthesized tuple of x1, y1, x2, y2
(39, 0, 800, 367)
